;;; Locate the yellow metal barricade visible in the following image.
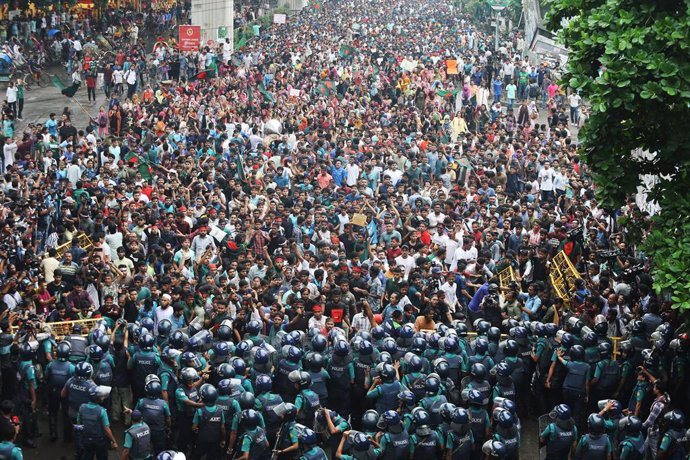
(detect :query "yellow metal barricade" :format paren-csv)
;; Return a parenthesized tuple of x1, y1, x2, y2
(13, 318, 98, 339)
(498, 266, 517, 289)
(53, 233, 94, 259)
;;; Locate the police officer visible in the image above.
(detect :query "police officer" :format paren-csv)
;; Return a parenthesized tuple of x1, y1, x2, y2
(65, 325, 89, 364)
(275, 345, 302, 403)
(531, 322, 554, 415)
(465, 389, 490, 459)
(556, 344, 590, 428)
(420, 375, 448, 428)
(254, 374, 284, 448)
(574, 413, 612, 460)
(539, 404, 578, 460)
(462, 363, 492, 407)
(401, 354, 427, 401)
(493, 409, 520, 460)
(591, 342, 619, 407)
(77, 386, 118, 460)
(445, 407, 474, 460)
(45, 340, 75, 442)
(135, 375, 172, 455)
(0, 420, 23, 460)
(305, 353, 329, 407)
(192, 383, 226, 460)
(15, 342, 38, 448)
(87, 344, 114, 411)
(291, 370, 321, 428)
(366, 363, 400, 414)
(335, 430, 378, 460)
(122, 409, 153, 460)
(233, 409, 269, 460)
(62, 361, 97, 443)
(157, 319, 173, 349)
(618, 416, 645, 460)
(319, 408, 351, 458)
(492, 362, 516, 402)
(160, 347, 180, 412)
(175, 367, 205, 453)
(409, 408, 443, 459)
(374, 410, 409, 459)
(658, 410, 687, 460)
(128, 334, 162, 403)
(351, 340, 375, 429)
(327, 340, 354, 419)
(274, 402, 300, 459)
(296, 427, 327, 460)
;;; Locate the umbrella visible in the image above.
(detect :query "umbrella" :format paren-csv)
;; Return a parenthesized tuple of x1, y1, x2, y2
(47, 29, 60, 38)
(0, 54, 11, 65)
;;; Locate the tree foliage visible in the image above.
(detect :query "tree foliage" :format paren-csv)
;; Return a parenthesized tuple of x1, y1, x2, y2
(544, 0, 690, 307)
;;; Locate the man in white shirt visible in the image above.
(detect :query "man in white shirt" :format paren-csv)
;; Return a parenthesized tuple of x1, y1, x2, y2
(3, 137, 17, 173)
(125, 67, 137, 99)
(345, 158, 360, 187)
(538, 161, 555, 202)
(568, 92, 582, 124)
(5, 81, 17, 118)
(395, 246, 416, 280)
(450, 239, 477, 272)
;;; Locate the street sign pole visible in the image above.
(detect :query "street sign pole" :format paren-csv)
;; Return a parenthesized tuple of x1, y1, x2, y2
(491, 4, 507, 51)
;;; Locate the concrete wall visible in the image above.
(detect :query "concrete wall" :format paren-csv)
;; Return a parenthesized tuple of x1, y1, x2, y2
(191, 0, 235, 46)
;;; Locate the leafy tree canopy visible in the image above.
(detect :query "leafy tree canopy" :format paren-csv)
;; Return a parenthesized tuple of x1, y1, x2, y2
(545, 0, 690, 308)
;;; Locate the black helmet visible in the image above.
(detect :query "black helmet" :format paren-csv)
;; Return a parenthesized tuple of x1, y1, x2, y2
(569, 344, 585, 361)
(503, 339, 519, 357)
(425, 376, 440, 395)
(474, 338, 489, 355)
(306, 353, 325, 371)
(487, 327, 501, 342)
(241, 409, 261, 428)
(298, 427, 318, 447)
(145, 379, 162, 398)
(311, 334, 327, 352)
(217, 363, 236, 379)
(620, 416, 643, 435)
(139, 333, 155, 350)
(18, 343, 34, 361)
(630, 320, 645, 335)
(157, 319, 172, 337)
(57, 341, 72, 360)
(598, 342, 613, 358)
(170, 330, 189, 349)
(664, 410, 686, 430)
(362, 410, 380, 431)
(283, 402, 297, 422)
(470, 363, 487, 380)
(180, 367, 200, 384)
(434, 358, 450, 379)
(381, 364, 396, 381)
(333, 340, 350, 357)
(407, 355, 423, 373)
(200, 384, 218, 405)
(246, 320, 262, 336)
(75, 361, 93, 379)
(618, 340, 633, 355)
(588, 413, 605, 435)
(239, 391, 256, 410)
(475, 320, 491, 335)
(217, 325, 233, 341)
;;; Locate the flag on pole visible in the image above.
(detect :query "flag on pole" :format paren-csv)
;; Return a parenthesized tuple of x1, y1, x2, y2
(436, 89, 461, 98)
(339, 44, 356, 58)
(190, 68, 216, 81)
(315, 80, 336, 97)
(237, 35, 248, 49)
(51, 75, 66, 91)
(312, 1, 323, 10)
(258, 83, 275, 103)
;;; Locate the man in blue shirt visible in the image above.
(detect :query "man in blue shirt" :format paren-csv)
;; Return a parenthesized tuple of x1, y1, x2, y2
(518, 283, 542, 321)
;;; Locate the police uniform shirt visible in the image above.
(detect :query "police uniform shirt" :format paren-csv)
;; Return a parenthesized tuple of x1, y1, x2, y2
(192, 405, 225, 428)
(76, 402, 110, 432)
(0, 441, 22, 460)
(123, 422, 152, 460)
(17, 360, 38, 391)
(540, 423, 578, 443)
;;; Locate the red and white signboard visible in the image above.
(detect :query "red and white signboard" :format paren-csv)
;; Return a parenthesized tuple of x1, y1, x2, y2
(179, 25, 201, 52)
(273, 13, 287, 24)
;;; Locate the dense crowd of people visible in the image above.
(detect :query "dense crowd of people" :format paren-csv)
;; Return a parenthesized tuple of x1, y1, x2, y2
(0, 0, 686, 459)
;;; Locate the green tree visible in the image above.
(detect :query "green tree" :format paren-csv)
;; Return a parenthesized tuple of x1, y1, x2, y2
(544, 0, 690, 308)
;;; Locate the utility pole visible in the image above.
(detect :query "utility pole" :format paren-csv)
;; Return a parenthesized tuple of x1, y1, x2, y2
(491, 3, 507, 52)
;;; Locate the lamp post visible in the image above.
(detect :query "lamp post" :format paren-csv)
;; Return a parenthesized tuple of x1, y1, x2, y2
(491, 4, 506, 52)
